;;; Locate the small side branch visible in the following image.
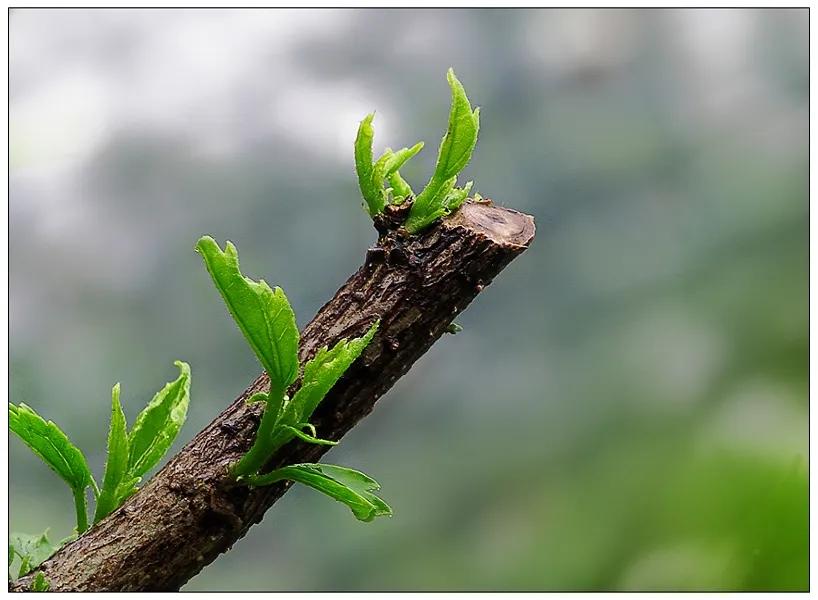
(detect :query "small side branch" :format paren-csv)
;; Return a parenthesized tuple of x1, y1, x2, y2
(11, 201, 535, 592)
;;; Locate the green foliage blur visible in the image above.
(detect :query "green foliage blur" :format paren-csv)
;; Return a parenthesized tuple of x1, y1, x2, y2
(9, 8, 806, 591)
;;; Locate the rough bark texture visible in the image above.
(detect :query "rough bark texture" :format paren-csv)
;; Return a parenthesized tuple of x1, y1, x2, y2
(11, 201, 535, 592)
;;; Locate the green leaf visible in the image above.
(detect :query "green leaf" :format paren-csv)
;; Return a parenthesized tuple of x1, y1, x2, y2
(31, 572, 50, 592)
(368, 147, 394, 211)
(94, 383, 136, 523)
(444, 180, 473, 212)
(407, 175, 457, 232)
(248, 463, 392, 522)
(245, 391, 269, 404)
(406, 68, 480, 233)
(198, 236, 301, 480)
(196, 236, 299, 398)
(374, 147, 393, 175)
(233, 322, 378, 479)
(433, 69, 479, 181)
(356, 117, 425, 216)
(9, 404, 92, 495)
(127, 361, 191, 479)
(283, 321, 379, 428)
(355, 113, 386, 216)
(384, 141, 424, 177)
(388, 170, 414, 204)
(383, 142, 424, 204)
(9, 531, 59, 578)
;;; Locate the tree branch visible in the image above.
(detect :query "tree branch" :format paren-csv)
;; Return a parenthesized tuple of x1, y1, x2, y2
(11, 201, 535, 591)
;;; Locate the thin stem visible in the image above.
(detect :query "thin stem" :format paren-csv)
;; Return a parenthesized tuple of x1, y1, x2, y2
(232, 392, 287, 477)
(246, 467, 288, 487)
(73, 488, 88, 534)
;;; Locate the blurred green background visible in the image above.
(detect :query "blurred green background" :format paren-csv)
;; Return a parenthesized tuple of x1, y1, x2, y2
(10, 8, 807, 591)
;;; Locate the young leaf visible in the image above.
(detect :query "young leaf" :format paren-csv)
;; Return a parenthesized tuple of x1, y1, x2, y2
(407, 175, 457, 231)
(355, 113, 385, 216)
(373, 147, 393, 176)
(388, 170, 414, 204)
(444, 180, 473, 212)
(248, 463, 392, 522)
(368, 147, 393, 211)
(234, 322, 378, 478)
(196, 236, 299, 398)
(9, 404, 92, 496)
(432, 69, 479, 181)
(31, 572, 50, 592)
(9, 530, 59, 578)
(384, 141, 424, 177)
(282, 321, 379, 428)
(405, 68, 480, 233)
(94, 383, 135, 523)
(127, 361, 191, 479)
(356, 116, 425, 215)
(382, 142, 423, 204)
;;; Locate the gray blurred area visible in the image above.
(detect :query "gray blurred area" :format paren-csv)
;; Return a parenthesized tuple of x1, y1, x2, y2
(10, 8, 807, 591)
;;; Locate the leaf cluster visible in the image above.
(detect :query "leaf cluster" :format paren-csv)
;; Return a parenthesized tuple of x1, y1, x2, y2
(9, 363, 190, 577)
(95, 362, 191, 523)
(7, 73, 481, 578)
(355, 68, 480, 233)
(196, 236, 390, 521)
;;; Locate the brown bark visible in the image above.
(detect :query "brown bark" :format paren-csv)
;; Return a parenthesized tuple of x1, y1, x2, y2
(11, 201, 535, 592)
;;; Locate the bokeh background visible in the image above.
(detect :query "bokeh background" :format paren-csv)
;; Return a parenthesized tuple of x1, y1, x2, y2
(9, 8, 807, 591)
